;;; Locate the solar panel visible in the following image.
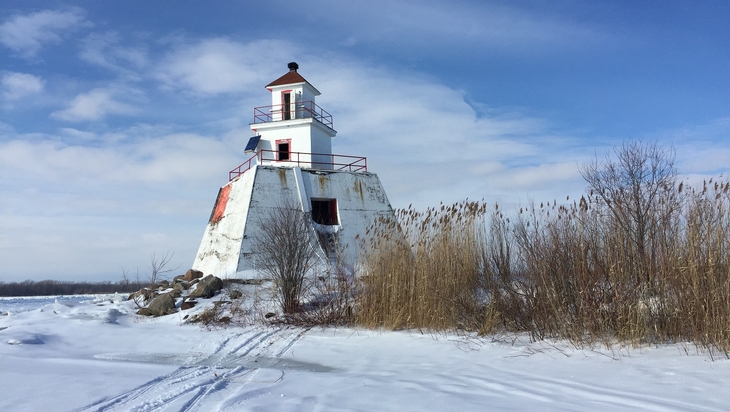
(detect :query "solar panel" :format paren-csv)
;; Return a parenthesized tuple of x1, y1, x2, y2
(244, 135, 261, 153)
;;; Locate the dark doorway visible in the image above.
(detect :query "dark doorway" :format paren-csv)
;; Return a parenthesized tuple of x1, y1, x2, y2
(311, 199, 338, 225)
(283, 92, 291, 120)
(277, 141, 290, 161)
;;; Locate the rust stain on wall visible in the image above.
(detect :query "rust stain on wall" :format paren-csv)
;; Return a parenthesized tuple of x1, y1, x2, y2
(318, 174, 327, 193)
(354, 178, 365, 203)
(209, 184, 232, 224)
(278, 168, 288, 186)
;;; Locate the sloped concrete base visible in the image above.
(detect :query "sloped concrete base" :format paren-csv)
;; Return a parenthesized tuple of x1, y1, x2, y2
(192, 165, 394, 278)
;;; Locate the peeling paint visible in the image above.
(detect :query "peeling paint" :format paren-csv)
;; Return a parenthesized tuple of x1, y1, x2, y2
(209, 184, 232, 224)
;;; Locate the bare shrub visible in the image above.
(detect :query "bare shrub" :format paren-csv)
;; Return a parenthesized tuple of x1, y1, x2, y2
(148, 251, 179, 285)
(276, 265, 357, 326)
(254, 201, 319, 314)
(580, 140, 679, 290)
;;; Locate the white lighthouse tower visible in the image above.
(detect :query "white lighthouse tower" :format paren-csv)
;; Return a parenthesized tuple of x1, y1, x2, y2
(192, 62, 394, 278)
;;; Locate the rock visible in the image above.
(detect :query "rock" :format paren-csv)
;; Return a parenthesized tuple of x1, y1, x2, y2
(153, 280, 170, 290)
(188, 275, 223, 299)
(168, 289, 182, 299)
(183, 269, 204, 282)
(228, 290, 243, 299)
(128, 288, 157, 303)
(265, 312, 276, 319)
(136, 308, 153, 316)
(172, 281, 189, 293)
(143, 293, 177, 316)
(180, 300, 197, 310)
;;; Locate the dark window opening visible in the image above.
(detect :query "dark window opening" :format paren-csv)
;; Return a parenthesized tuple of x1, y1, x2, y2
(283, 92, 292, 120)
(278, 142, 290, 161)
(312, 199, 338, 225)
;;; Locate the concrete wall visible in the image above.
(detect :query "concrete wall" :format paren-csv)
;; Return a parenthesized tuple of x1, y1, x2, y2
(192, 167, 258, 278)
(192, 165, 394, 279)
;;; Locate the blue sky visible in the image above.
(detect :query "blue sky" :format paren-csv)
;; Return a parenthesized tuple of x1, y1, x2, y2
(2, 1, 729, 282)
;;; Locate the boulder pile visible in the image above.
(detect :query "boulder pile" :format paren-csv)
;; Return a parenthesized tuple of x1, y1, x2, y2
(129, 269, 224, 317)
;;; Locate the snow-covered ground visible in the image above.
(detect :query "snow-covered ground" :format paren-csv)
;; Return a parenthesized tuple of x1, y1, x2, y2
(1, 295, 728, 412)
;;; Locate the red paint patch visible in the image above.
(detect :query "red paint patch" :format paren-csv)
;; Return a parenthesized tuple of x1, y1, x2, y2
(209, 184, 232, 224)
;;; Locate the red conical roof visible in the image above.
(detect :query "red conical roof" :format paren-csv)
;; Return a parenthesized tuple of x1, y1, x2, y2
(265, 62, 318, 94)
(266, 62, 311, 87)
(266, 69, 308, 88)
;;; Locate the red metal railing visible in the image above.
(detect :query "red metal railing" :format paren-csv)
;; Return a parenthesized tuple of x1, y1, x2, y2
(253, 101, 333, 129)
(229, 149, 367, 181)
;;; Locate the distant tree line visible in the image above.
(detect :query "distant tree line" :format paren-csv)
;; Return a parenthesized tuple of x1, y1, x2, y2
(0, 279, 145, 297)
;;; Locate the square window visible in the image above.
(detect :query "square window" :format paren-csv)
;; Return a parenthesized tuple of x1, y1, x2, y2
(311, 199, 338, 225)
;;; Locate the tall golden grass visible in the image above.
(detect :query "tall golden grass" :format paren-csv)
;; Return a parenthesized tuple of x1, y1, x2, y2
(356, 201, 493, 332)
(356, 181, 730, 354)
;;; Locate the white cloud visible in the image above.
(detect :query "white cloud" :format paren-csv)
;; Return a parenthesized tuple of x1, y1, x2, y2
(0, 9, 87, 58)
(2, 72, 44, 100)
(156, 38, 295, 94)
(0, 128, 241, 280)
(296, 0, 614, 55)
(80, 32, 148, 73)
(655, 117, 730, 176)
(0, 131, 240, 186)
(59, 127, 97, 141)
(51, 88, 137, 122)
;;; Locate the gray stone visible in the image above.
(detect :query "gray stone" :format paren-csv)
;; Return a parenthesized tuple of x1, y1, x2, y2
(172, 281, 189, 293)
(144, 293, 177, 316)
(128, 288, 157, 303)
(228, 290, 243, 299)
(188, 275, 223, 299)
(136, 308, 154, 316)
(153, 280, 170, 290)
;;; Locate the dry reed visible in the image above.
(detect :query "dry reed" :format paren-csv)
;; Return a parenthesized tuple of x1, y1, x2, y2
(355, 181, 730, 354)
(356, 201, 492, 332)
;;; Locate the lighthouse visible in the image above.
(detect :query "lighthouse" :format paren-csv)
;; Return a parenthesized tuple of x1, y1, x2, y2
(192, 63, 395, 278)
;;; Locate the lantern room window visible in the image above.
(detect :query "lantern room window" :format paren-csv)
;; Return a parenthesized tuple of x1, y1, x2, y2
(283, 92, 292, 120)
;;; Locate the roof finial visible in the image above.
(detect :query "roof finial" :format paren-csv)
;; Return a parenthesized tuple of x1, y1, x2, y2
(287, 62, 299, 71)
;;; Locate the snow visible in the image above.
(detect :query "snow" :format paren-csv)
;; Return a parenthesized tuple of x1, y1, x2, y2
(1, 295, 729, 411)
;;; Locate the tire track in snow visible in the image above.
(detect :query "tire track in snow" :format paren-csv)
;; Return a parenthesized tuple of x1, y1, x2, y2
(74, 367, 213, 412)
(181, 326, 309, 412)
(76, 325, 307, 412)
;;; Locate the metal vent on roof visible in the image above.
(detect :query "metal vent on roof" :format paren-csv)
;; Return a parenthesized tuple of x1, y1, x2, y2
(244, 135, 261, 154)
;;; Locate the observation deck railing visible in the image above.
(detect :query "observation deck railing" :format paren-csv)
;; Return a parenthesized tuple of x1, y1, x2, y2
(229, 150, 367, 181)
(253, 101, 333, 129)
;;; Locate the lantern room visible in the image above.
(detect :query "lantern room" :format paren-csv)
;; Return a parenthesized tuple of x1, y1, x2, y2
(246, 62, 338, 171)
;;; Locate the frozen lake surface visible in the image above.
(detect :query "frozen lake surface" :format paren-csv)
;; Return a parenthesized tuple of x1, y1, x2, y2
(1, 295, 729, 411)
(0, 294, 111, 314)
